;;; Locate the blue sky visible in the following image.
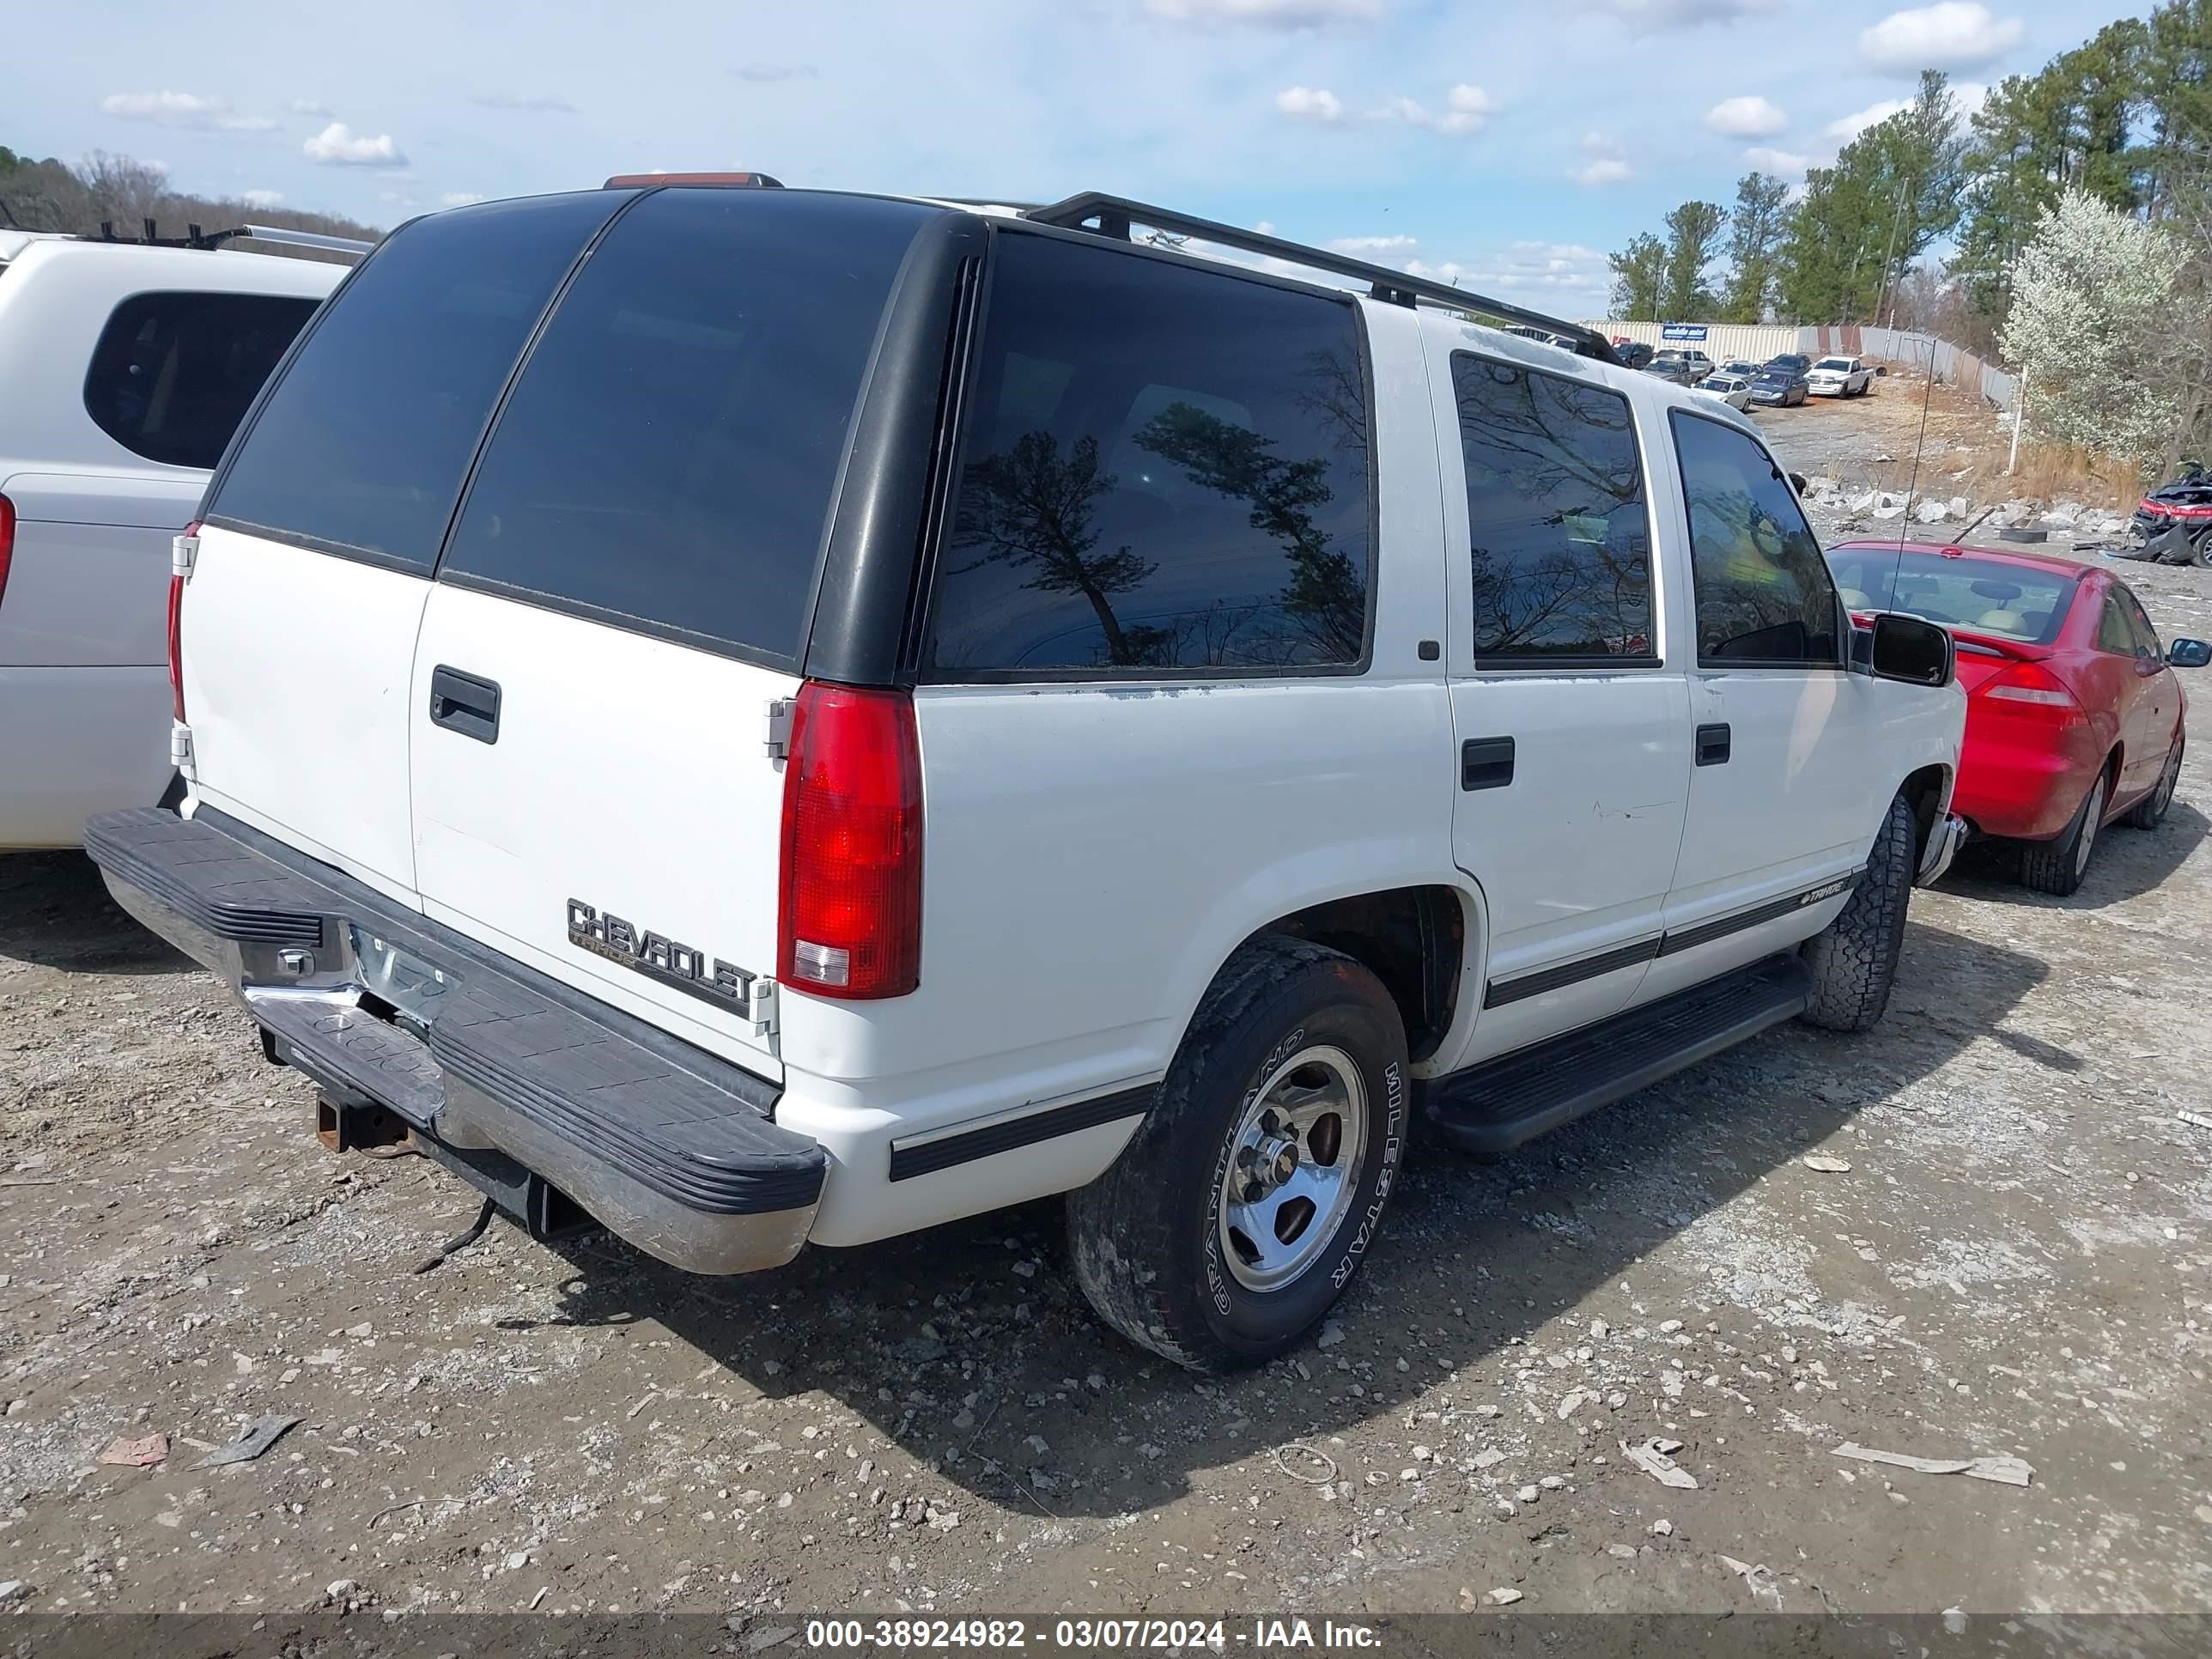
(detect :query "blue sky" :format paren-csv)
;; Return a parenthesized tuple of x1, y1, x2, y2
(14, 0, 2139, 319)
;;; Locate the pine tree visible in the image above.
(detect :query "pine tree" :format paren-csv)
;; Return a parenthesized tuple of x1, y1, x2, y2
(1721, 173, 1792, 322)
(1607, 233, 1666, 319)
(1659, 200, 1727, 319)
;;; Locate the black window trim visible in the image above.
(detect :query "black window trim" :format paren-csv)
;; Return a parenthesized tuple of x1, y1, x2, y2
(1669, 403, 1845, 672)
(81, 287, 325, 473)
(909, 218, 1383, 687)
(1449, 347, 1665, 675)
(198, 191, 644, 579)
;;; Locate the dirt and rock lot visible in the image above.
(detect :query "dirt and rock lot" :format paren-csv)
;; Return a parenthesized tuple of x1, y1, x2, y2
(3, 389, 2211, 1631)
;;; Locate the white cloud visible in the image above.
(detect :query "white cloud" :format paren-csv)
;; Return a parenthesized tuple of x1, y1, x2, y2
(471, 92, 580, 113)
(1575, 131, 1632, 185)
(1276, 86, 1346, 122)
(441, 191, 486, 207)
(303, 122, 408, 166)
(99, 91, 276, 132)
(1366, 83, 1496, 135)
(240, 188, 283, 208)
(1328, 234, 1417, 252)
(289, 99, 331, 117)
(1859, 2, 2023, 72)
(1587, 0, 1777, 29)
(1743, 145, 1810, 176)
(1147, 0, 1381, 24)
(1704, 94, 1787, 137)
(735, 62, 820, 82)
(1825, 97, 1910, 141)
(1447, 240, 1612, 304)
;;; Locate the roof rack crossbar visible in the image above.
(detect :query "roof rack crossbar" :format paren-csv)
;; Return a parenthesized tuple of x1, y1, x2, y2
(1020, 192, 1615, 363)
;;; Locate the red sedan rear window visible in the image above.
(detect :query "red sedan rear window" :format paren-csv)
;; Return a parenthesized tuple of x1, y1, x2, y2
(1826, 549, 2075, 645)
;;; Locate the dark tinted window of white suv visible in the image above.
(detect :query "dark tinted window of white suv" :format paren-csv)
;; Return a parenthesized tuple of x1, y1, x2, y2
(1671, 409, 1841, 666)
(207, 191, 623, 572)
(83, 291, 320, 470)
(1452, 353, 1654, 662)
(923, 231, 1373, 678)
(440, 188, 932, 663)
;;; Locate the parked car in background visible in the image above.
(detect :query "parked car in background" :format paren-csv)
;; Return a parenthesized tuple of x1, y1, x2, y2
(1719, 358, 1760, 378)
(1612, 340, 1655, 371)
(1503, 324, 1580, 351)
(1807, 356, 1875, 397)
(87, 183, 1966, 1371)
(0, 230, 343, 848)
(1693, 371, 1753, 411)
(1828, 539, 2207, 895)
(1765, 353, 1812, 375)
(1644, 347, 1714, 386)
(1747, 362, 1809, 406)
(2130, 461, 2212, 563)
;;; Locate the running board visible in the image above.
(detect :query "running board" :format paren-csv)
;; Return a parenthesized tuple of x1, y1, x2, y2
(1425, 952, 1810, 1156)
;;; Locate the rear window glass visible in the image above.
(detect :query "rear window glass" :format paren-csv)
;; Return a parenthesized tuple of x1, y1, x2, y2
(206, 191, 623, 573)
(1452, 353, 1654, 662)
(1815, 358, 1852, 371)
(923, 231, 1373, 677)
(1826, 548, 2075, 645)
(83, 291, 320, 470)
(440, 188, 931, 662)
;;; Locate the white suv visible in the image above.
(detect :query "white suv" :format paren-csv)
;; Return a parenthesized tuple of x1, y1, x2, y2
(0, 230, 341, 847)
(87, 185, 1966, 1369)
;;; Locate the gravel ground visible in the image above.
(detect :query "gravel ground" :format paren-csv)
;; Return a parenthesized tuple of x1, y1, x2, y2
(3, 392, 2211, 1627)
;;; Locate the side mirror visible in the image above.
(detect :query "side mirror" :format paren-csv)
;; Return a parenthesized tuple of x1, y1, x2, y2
(1869, 612, 1954, 687)
(1787, 471, 1809, 496)
(2169, 637, 2211, 668)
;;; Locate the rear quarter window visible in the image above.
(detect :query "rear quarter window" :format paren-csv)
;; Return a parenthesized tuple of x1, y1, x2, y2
(83, 290, 321, 470)
(922, 230, 1374, 678)
(205, 191, 626, 573)
(438, 187, 933, 665)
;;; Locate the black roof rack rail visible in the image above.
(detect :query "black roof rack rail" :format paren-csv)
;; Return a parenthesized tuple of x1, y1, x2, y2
(1021, 192, 1618, 365)
(74, 219, 373, 259)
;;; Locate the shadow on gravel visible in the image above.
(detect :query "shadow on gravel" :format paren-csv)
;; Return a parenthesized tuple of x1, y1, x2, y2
(507, 917, 2045, 1521)
(0, 850, 191, 975)
(1936, 799, 2206, 910)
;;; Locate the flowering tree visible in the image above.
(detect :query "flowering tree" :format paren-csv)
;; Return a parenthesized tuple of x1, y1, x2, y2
(2002, 190, 2183, 471)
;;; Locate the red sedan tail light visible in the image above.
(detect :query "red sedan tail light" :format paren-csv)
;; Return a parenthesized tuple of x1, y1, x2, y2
(1978, 659, 2080, 716)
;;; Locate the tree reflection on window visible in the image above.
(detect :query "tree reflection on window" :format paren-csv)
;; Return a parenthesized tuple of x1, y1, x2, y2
(1453, 356, 1653, 660)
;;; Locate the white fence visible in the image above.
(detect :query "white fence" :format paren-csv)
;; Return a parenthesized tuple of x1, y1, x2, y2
(1587, 319, 2019, 412)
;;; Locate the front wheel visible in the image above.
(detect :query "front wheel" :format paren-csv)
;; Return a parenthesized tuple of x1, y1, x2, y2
(2123, 736, 2182, 830)
(1800, 793, 1914, 1032)
(1067, 936, 1408, 1371)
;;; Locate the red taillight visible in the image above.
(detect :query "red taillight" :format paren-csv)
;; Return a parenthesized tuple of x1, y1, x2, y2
(167, 519, 198, 723)
(0, 494, 15, 610)
(778, 682, 922, 1000)
(1979, 659, 2079, 714)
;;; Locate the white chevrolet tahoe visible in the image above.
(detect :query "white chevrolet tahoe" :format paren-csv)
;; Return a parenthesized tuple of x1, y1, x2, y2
(87, 184, 1966, 1370)
(0, 229, 341, 847)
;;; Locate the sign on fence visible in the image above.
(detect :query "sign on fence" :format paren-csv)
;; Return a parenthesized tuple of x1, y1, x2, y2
(1661, 323, 1709, 341)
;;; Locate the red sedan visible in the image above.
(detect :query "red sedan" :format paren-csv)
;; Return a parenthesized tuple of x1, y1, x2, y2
(1828, 539, 2208, 895)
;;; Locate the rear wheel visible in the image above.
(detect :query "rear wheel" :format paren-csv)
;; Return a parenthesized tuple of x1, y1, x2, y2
(2020, 768, 2109, 895)
(2124, 735, 2182, 830)
(1067, 936, 1408, 1371)
(1800, 793, 1914, 1033)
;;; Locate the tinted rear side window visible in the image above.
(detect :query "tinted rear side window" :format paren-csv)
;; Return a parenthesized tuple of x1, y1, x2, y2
(207, 191, 623, 573)
(83, 290, 319, 469)
(923, 231, 1372, 678)
(441, 188, 933, 663)
(1451, 352, 1653, 662)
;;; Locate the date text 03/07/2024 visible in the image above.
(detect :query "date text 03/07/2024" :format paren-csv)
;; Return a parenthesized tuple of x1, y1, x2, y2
(799, 1617, 1385, 1649)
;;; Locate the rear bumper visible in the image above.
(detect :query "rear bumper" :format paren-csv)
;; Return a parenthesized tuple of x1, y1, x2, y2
(1953, 747, 2092, 842)
(83, 806, 825, 1274)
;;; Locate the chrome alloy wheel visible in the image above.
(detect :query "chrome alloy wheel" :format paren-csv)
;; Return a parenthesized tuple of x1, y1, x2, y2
(2076, 775, 2106, 878)
(1216, 1045, 1368, 1293)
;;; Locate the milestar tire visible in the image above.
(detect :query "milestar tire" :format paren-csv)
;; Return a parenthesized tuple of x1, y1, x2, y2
(1066, 935, 1408, 1372)
(1800, 792, 1914, 1033)
(2123, 735, 2181, 830)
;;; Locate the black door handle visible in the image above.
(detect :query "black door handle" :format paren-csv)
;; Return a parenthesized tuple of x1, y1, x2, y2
(1696, 721, 1731, 766)
(428, 665, 501, 744)
(1462, 736, 1515, 791)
